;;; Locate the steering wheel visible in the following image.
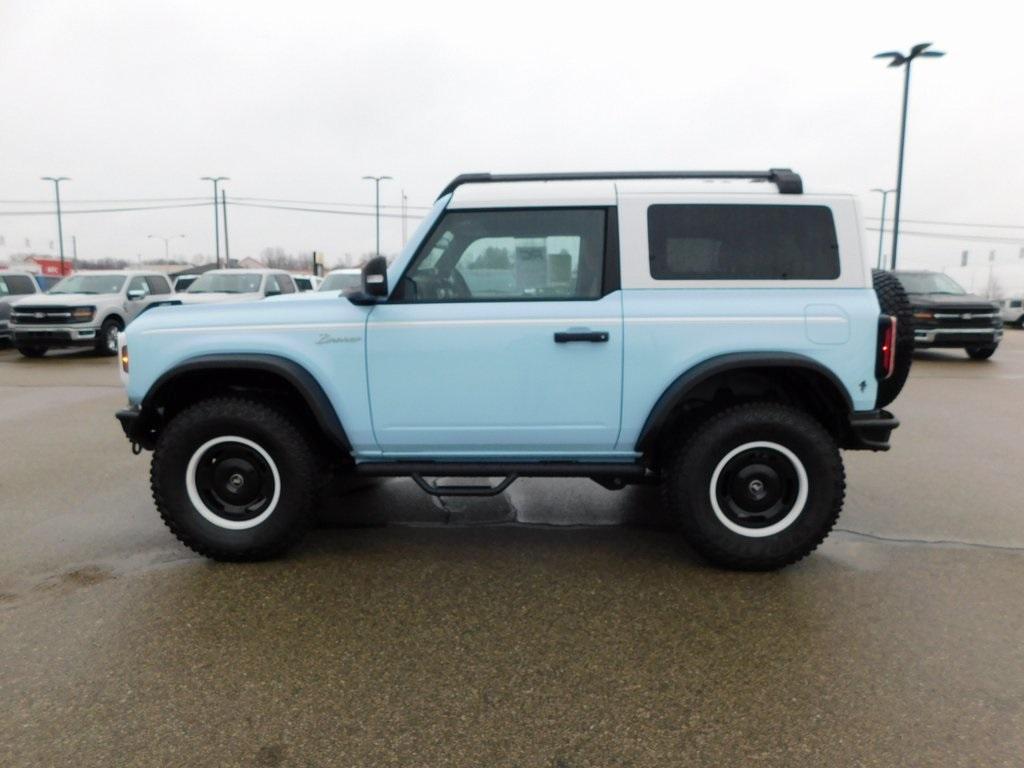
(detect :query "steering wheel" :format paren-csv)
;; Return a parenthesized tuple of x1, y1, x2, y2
(448, 267, 471, 299)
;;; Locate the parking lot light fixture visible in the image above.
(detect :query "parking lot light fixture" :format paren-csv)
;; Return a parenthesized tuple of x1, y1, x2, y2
(41, 176, 70, 275)
(147, 234, 186, 261)
(874, 43, 945, 270)
(362, 175, 393, 257)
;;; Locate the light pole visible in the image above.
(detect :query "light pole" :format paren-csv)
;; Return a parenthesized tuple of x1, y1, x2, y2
(148, 234, 186, 261)
(362, 175, 393, 257)
(870, 188, 896, 270)
(874, 42, 945, 270)
(201, 176, 229, 267)
(41, 177, 70, 275)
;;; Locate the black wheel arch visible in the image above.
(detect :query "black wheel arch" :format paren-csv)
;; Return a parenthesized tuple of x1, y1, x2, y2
(635, 352, 856, 464)
(131, 354, 352, 453)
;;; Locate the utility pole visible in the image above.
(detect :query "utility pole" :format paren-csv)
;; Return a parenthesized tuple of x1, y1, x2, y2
(221, 189, 230, 266)
(41, 177, 70, 275)
(72, 235, 78, 269)
(874, 43, 945, 270)
(362, 175, 393, 257)
(870, 188, 895, 270)
(201, 176, 229, 267)
(401, 189, 408, 246)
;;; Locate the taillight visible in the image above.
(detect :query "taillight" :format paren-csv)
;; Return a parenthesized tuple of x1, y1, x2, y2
(877, 316, 896, 380)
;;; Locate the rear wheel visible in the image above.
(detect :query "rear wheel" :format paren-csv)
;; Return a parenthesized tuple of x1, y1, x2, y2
(95, 317, 123, 356)
(16, 345, 47, 358)
(966, 345, 997, 360)
(151, 397, 315, 561)
(872, 269, 913, 407)
(663, 402, 845, 570)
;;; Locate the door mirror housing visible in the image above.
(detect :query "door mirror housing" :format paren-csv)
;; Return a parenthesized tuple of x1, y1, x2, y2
(127, 289, 145, 301)
(348, 256, 389, 306)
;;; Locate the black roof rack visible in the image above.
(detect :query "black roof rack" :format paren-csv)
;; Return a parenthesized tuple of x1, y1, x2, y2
(437, 169, 803, 199)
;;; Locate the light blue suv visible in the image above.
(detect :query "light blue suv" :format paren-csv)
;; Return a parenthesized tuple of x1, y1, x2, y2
(116, 170, 910, 570)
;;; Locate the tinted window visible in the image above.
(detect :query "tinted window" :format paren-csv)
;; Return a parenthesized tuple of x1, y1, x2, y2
(276, 275, 296, 294)
(892, 272, 966, 295)
(0, 275, 36, 295)
(648, 204, 839, 280)
(145, 276, 171, 295)
(127, 276, 150, 297)
(397, 208, 606, 302)
(294, 277, 312, 291)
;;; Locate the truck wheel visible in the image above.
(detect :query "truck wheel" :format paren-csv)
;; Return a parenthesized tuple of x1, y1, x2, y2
(95, 317, 123, 356)
(872, 269, 913, 407)
(966, 345, 997, 360)
(663, 402, 845, 571)
(16, 345, 47, 358)
(151, 397, 315, 561)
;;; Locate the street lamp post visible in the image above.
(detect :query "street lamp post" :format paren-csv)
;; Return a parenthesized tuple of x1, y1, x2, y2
(874, 42, 945, 270)
(870, 188, 896, 270)
(362, 175, 393, 257)
(200, 176, 229, 267)
(148, 234, 186, 261)
(41, 177, 70, 275)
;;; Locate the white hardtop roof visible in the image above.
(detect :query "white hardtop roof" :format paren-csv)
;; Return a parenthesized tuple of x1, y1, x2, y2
(448, 177, 845, 207)
(66, 270, 169, 277)
(201, 268, 287, 275)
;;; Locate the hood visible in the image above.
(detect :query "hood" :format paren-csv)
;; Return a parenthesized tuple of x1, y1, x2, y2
(11, 292, 113, 307)
(907, 292, 997, 311)
(174, 292, 264, 305)
(127, 291, 367, 335)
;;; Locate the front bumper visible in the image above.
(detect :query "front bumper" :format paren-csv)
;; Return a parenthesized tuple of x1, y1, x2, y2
(847, 409, 899, 451)
(116, 406, 157, 450)
(914, 326, 1002, 348)
(11, 324, 100, 347)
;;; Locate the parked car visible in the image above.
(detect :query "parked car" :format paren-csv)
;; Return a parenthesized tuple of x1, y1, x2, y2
(10, 271, 174, 357)
(178, 269, 297, 304)
(173, 274, 200, 292)
(0, 271, 48, 344)
(318, 268, 362, 293)
(892, 270, 1003, 359)
(116, 169, 908, 570)
(996, 296, 1024, 327)
(292, 274, 322, 292)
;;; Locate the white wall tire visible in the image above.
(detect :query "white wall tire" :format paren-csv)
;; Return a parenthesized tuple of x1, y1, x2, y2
(185, 436, 282, 530)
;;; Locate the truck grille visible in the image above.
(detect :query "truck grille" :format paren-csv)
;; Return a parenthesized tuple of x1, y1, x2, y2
(12, 306, 80, 325)
(932, 311, 998, 329)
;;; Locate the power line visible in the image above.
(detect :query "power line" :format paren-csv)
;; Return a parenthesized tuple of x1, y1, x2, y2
(866, 227, 1024, 244)
(0, 202, 213, 216)
(865, 216, 1024, 231)
(232, 196, 432, 211)
(0, 196, 208, 204)
(228, 201, 414, 219)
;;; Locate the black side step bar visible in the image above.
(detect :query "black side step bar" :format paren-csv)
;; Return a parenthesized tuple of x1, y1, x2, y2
(411, 474, 518, 497)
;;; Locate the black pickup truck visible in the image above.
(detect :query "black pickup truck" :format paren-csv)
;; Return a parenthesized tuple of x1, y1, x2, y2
(893, 270, 1003, 360)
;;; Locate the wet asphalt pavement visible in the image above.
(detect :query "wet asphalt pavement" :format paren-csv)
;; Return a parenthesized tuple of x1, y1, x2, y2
(1, 335, 1023, 767)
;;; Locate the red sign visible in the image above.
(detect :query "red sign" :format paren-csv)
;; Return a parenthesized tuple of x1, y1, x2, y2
(30, 258, 73, 276)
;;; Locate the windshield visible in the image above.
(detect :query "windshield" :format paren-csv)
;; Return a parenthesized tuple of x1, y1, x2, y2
(187, 273, 262, 294)
(896, 272, 966, 295)
(50, 275, 127, 295)
(319, 272, 362, 292)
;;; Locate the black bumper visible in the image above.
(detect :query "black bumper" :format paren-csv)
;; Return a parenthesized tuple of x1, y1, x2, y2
(12, 329, 96, 347)
(116, 406, 157, 449)
(847, 409, 899, 451)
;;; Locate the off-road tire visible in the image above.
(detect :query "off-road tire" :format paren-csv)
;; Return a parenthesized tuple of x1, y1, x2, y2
(663, 402, 845, 571)
(16, 346, 47, 358)
(966, 345, 997, 360)
(872, 269, 913, 407)
(95, 317, 123, 356)
(151, 397, 315, 561)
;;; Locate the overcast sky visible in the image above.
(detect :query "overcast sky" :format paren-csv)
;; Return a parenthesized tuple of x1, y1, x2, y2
(1, 0, 1021, 270)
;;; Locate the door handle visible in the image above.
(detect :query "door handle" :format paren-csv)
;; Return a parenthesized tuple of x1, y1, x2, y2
(553, 330, 609, 343)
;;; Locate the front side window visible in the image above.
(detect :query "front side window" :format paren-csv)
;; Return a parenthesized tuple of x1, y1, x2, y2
(127, 276, 150, 298)
(145, 276, 171, 295)
(394, 208, 607, 302)
(0, 275, 36, 295)
(648, 204, 840, 280)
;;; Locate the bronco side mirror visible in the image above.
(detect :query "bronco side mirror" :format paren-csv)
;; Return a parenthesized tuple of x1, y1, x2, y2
(348, 256, 388, 306)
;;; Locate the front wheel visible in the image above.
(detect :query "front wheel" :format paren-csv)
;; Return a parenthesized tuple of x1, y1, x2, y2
(663, 402, 845, 571)
(151, 397, 315, 561)
(966, 345, 997, 360)
(96, 317, 123, 356)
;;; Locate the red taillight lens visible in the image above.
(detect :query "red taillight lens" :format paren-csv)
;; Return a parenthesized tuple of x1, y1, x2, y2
(880, 316, 896, 380)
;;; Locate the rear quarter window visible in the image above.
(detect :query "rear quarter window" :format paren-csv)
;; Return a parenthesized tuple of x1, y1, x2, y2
(647, 204, 840, 280)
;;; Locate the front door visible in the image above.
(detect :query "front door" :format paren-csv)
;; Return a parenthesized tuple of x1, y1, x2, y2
(366, 207, 623, 457)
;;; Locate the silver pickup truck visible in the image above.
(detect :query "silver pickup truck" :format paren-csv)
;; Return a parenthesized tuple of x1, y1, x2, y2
(10, 270, 174, 357)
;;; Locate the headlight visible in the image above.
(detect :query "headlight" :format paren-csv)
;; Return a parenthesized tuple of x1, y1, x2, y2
(72, 306, 95, 322)
(912, 310, 934, 320)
